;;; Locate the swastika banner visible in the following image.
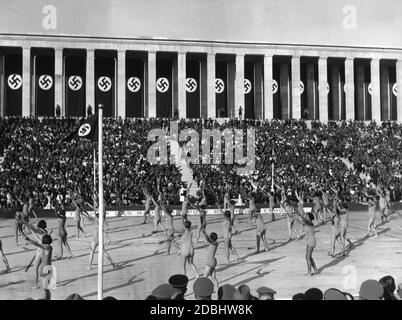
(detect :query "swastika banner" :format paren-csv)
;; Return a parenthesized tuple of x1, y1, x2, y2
(95, 56, 115, 117)
(186, 59, 200, 118)
(126, 57, 145, 117)
(4, 53, 22, 116)
(65, 54, 86, 117)
(156, 59, 172, 118)
(35, 54, 55, 117)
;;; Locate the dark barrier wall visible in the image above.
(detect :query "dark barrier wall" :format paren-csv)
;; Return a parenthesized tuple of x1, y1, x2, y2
(126, 57, 144, 117)
(35, 53, 55, 116)
(186, 59, 200, 118)
(95, 56, 115, 117)
(156, 59, 172, 118)
(244, 61, 255, 119)
(215, 61, 228, 117)
(4, 53, 22, 116)
(65, 55, 86, 117)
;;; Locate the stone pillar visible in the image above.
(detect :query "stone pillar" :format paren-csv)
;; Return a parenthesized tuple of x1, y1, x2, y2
(397, 60, 402, 123)
(0, 54, 4, 117)
(380, 64, 390, 121)
(22, 47, 31, 117)
(331, 63, 341, 120)
(147, 51, 156, 118)
(291, 56, 301, 119)
(254, 61, 263, 119)
(177, 52, 186, 119)
(318, 57, 328, 122)
(371, 59, 381, 122)
(207, 53, 216, 118)
(263, 55, 273, 120)
(234, 54, 245, 119)
(117, 50, 126, 119)
(86, 49, 95, 115)
(345, 58, 355, 120)
(280, 62, 290, 119)
(306, 62, 316, 120)
(54, 48, 63, 117)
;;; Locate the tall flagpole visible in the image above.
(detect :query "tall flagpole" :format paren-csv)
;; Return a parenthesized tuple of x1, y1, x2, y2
(97, 104, 104, 300)
(271, 149, 274, 190)
(93, 148, 96, 216)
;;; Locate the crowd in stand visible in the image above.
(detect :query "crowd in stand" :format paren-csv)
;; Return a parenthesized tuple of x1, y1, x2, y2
(27, 273, 402, 300)
(1, 117, 402, 208)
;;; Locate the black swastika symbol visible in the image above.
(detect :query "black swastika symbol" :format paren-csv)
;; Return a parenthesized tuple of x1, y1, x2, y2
(244, 79, 251, 94)
(215, 79, 224, 93)
(98, 77, 111, 91)
(157, 78, 169, 92)
(128, 77, 141, 92)
(8, 74, 22, 90)
(69, 76, 82, 90)
(39, 75, 53, 90)
(185, 78, 197, 92)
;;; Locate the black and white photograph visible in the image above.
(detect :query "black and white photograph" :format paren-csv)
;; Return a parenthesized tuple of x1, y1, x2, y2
(0, 0, 402, 306)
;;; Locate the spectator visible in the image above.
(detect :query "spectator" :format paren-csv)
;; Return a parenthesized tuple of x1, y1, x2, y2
(379, 275, 398, 300)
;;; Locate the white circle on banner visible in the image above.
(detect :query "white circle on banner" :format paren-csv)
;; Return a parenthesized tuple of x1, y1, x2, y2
(392, 83, 397, 97)
(299, 81, 305, 94)
(127, 77, 141, 92)
(326, 83, 330, 94)
(38, 75, 53, 90)
(272, 79, 278, 94)
(156, 77, 169, 93)
(244, 79, 252, 94)
(368, 83, 373, 95)
(98, 76, 112, 92)
(78, 123, 91, 137)
(185, 78, 197, 93)
(68, 75, 83, 91)
(344, 83, 347, 93)
(7, 74, 22, 90)
(215, 78, 225, 94)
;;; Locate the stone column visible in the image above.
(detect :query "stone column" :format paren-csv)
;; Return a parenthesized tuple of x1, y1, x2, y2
(397, 60, 402, 123)
(147, 51, 156, 118)
(355, 64, 365, 121)
(291, 56, 301, 119)
(177, 52, 186, 119)
(86, 49, 95, 115)
(263, 55, 273, 120)
(54, 48, 63, 117)
(318, 57, 328, 122)
(234, 54, 245, 119)
(370, 58, 381, 122)
(345, 58, 355, 120)
(207, 53, 216, 118)
(117, 50, 126, 119)
(22, 47, 31, 117)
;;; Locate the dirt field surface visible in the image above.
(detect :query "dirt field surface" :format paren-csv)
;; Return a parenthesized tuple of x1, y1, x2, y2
(0, 210, 401, 300)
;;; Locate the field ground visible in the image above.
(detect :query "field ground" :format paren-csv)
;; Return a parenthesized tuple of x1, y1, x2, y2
(0, 210, 401, 300)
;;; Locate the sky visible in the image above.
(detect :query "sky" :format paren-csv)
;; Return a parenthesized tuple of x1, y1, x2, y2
(0, 0, 401, 48)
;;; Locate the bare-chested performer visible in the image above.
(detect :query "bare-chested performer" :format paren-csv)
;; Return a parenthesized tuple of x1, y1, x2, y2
(189, 200, 207, 243)
(309, 192, 325, 225)
(337, 199, 353, 252)
(320, 187, 331, 221)
(280, 200, 300, 241)
(24, 234, 53, 288)
(246, 191, 257, 225)
(268, 189, 276, 222)
(161, 203, 181, 255)
(52, 202, 73, 260)
(251, 208, 269, 253)
(328, 205, 345, 257)
(14, 211, 25, 246)
(146, 187, 165, 234)
(177, 221, 200, 277)
(70, 191, 91, 238)
(295, 189, 306, 234)
(141, 186, 153, 225)
(294, 212, 318, 277)
(359, 195, 379, 238)
(0, 239, 10, 273)
(88, 214, 116, 270)
(202, 229, 219, 289)
(180, 183, 192, 228)
(222, 210, 240, 263)
(22, 218, 51, 281)
(377, 186, 390, 223)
